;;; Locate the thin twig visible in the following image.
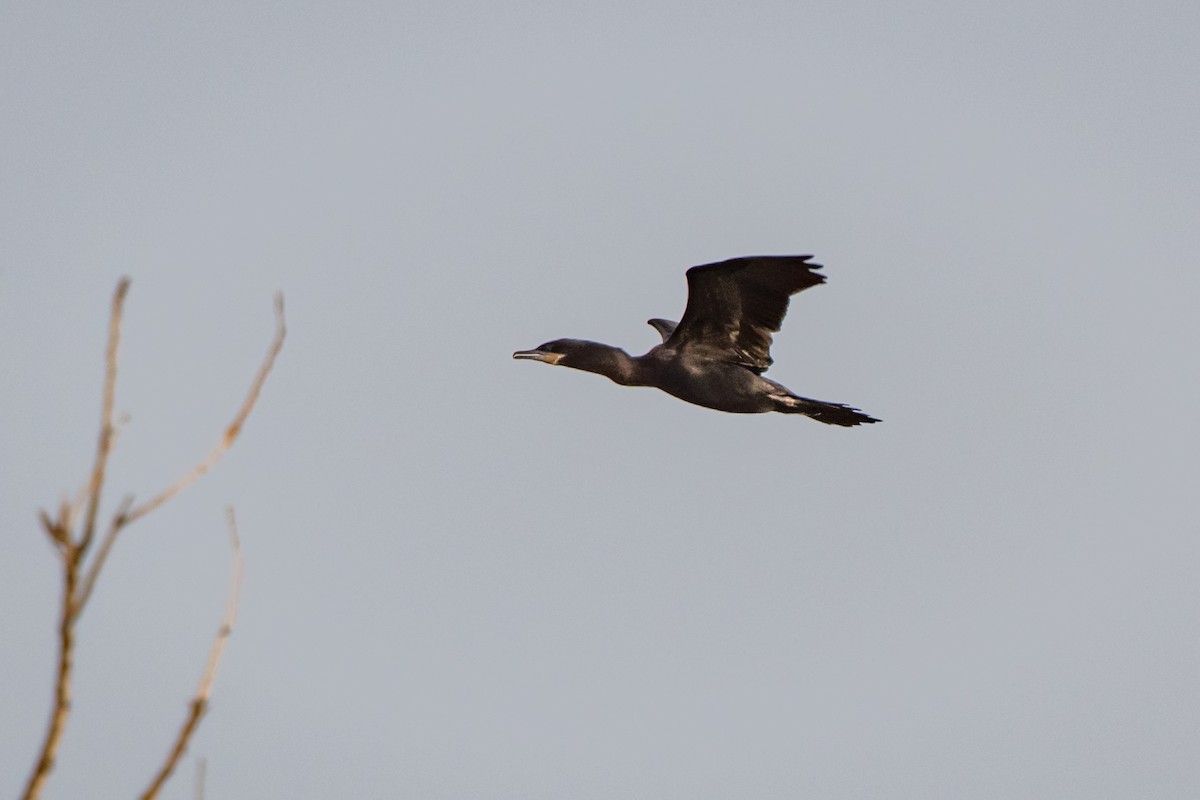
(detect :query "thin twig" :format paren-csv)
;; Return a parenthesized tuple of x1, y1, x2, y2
(74, 494, 134, 612)
(79, 292, 285, 610)
(124, 293, 286, 527)
(21, 280, 130, 800)
(40, 507, 69, 552)
(69, 413, 131, 531)
(23, 282, 283, 800)
(140, 508, 244, 800)
(78, 278, 130, 556)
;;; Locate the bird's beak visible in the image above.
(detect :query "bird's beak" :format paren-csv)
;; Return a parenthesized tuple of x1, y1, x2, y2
(513, 349, 565, 365)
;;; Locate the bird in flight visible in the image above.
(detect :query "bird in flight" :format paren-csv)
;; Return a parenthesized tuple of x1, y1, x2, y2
(513, 255, 879, 426)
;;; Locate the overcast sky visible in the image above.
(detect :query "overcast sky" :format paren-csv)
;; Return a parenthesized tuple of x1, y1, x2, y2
(3, 2, 1198, 798)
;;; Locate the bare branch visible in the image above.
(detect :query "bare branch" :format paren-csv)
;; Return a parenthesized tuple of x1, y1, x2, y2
(124, 293, 286, 526)
(74, 494, 134, 612)
(79, 278, 131, 556)
(20, 542, 81, 800)
(140, 508, 245, 800)
(21, 278, 131, 800)
(24, 282, 282, 800)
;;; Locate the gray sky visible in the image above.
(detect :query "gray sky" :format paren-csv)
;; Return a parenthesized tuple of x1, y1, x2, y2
(3, 2, 1198, 798)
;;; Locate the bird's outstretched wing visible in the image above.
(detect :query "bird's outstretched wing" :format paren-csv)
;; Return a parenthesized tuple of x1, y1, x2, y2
(666, 255, 825, 374)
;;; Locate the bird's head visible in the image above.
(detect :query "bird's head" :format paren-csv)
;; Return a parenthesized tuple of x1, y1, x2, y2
(512, 338, 638, 385)
(512, 339, 594, 368)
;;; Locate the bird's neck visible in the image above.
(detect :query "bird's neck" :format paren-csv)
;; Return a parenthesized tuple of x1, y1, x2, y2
(569, 344, 648, 386)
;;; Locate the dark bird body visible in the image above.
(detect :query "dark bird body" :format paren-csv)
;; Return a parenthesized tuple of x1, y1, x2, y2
(513, 256, 879, 426)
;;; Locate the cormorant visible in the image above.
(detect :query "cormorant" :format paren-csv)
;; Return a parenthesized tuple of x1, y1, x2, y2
(513, 255, 879, 426)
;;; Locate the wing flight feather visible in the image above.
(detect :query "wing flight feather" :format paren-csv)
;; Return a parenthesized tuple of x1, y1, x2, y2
(666, 255, 825, 373)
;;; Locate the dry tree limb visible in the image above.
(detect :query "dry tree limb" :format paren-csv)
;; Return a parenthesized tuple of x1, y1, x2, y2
(140, 508, 244, 800)
(21, 280, 284, 800)
(78, 277, 130, 556)
(21, 279, 131, 800)
(78, 292, 285, 607)
(20, 533, 81, 800)
(123, 293, 286, 528)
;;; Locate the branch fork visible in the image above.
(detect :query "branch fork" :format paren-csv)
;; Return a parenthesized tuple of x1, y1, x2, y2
(21, 280, 285, 800)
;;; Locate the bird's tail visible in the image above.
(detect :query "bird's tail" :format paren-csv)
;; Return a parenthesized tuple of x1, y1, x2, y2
(773, 394, 880, 427)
